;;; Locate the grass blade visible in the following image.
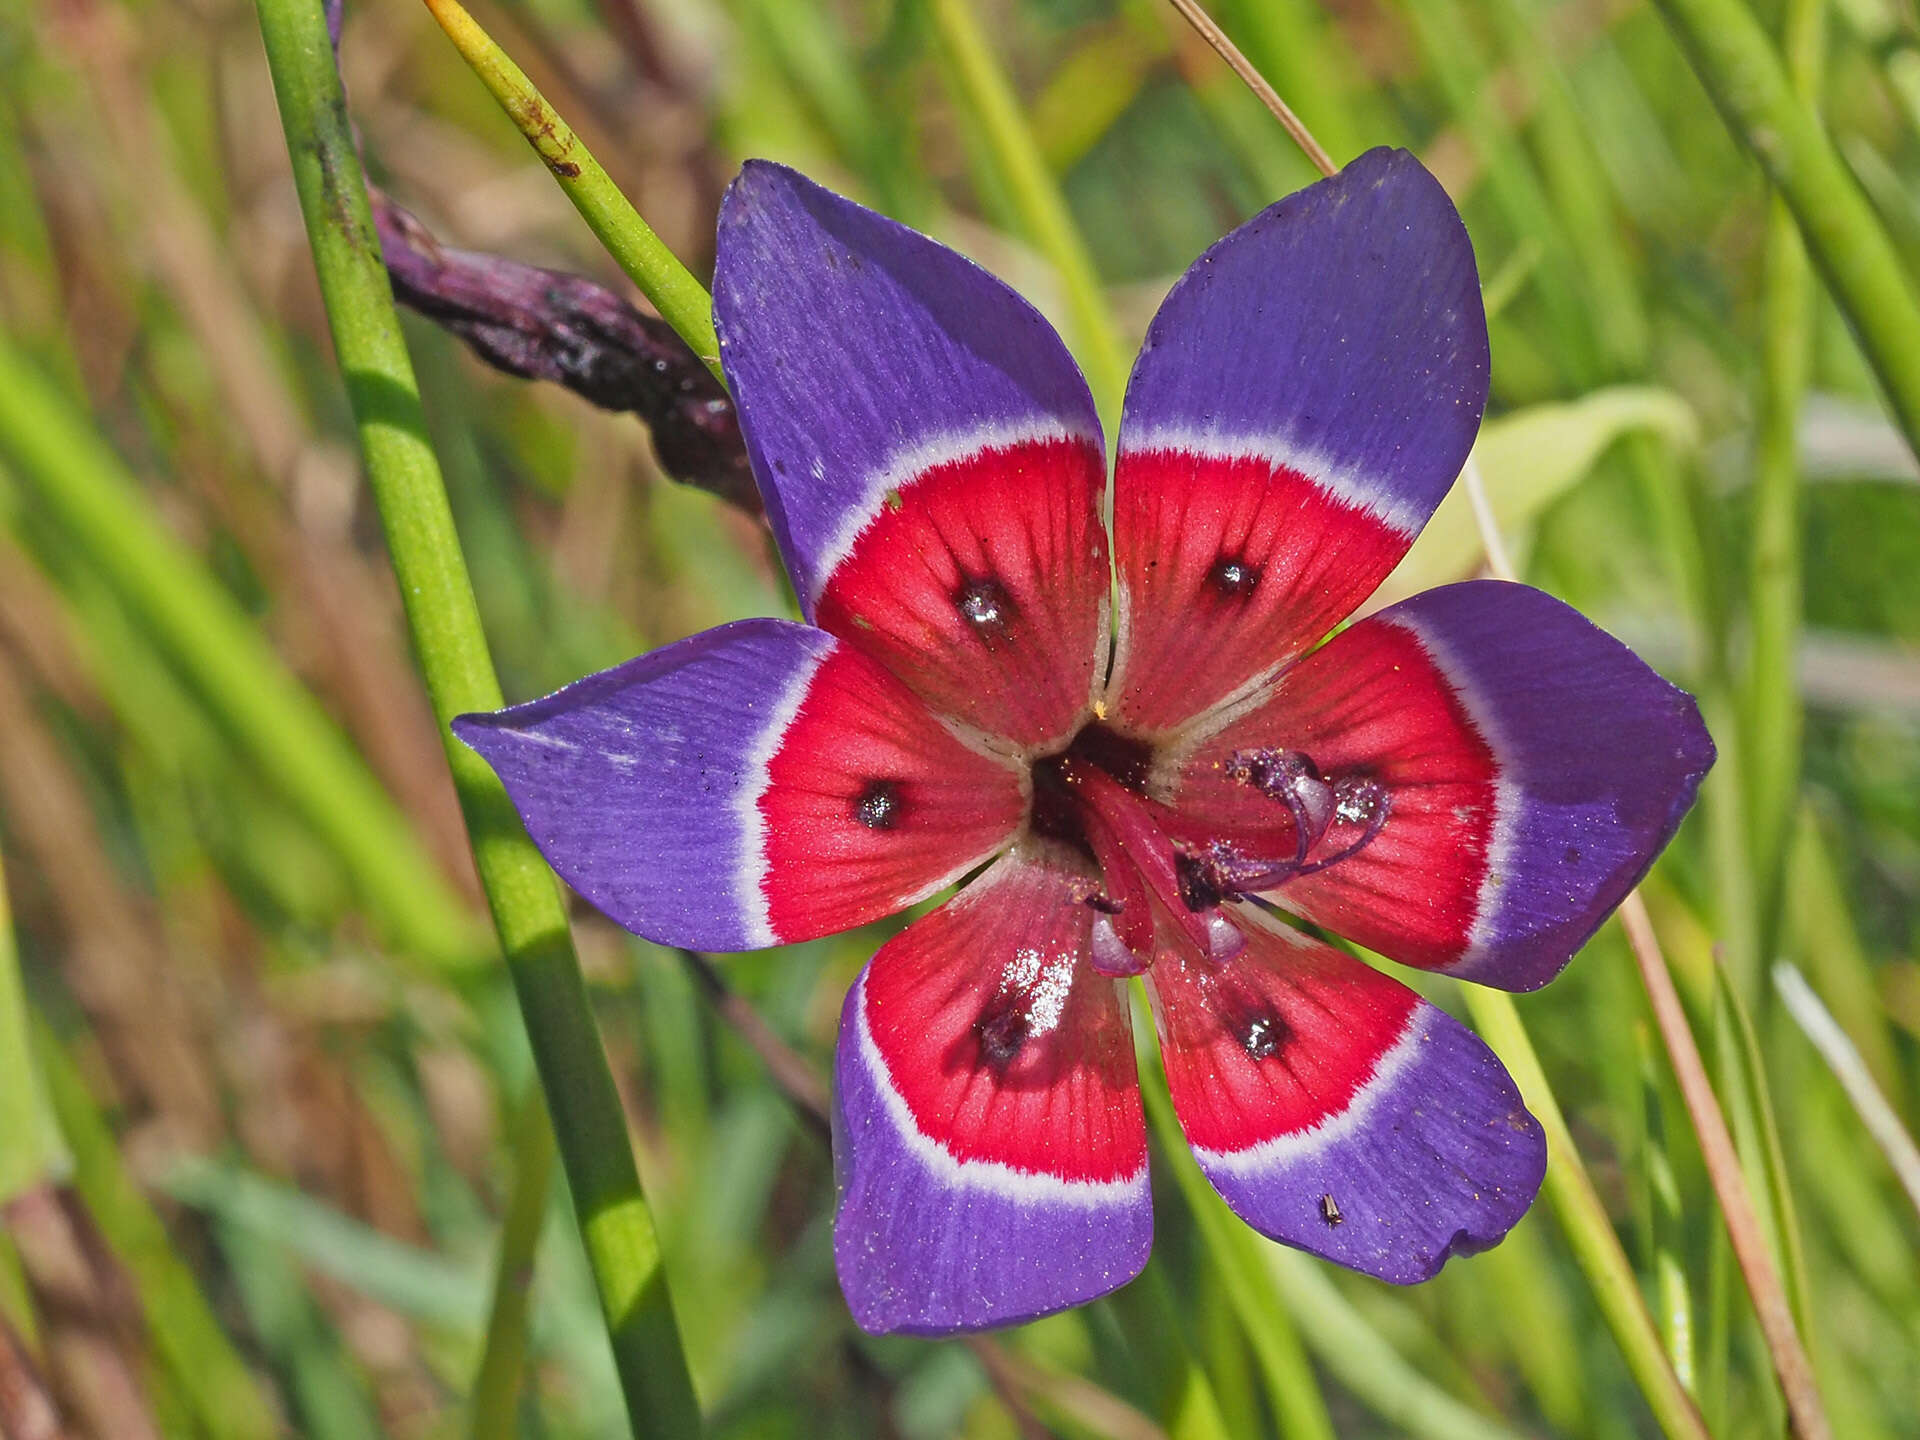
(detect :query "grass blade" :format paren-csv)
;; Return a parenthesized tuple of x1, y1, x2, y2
(247, 0, 703, 1428)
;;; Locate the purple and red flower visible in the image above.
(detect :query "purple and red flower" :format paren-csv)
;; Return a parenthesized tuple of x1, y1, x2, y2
(456, 149, 1714, 1335)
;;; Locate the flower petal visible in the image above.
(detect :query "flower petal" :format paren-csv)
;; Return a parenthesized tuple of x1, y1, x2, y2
(834, 850, 1150, 1334)
(1149, 913, 1544, 1283)
(454, 619, 1024, 951)
(1109, 149, 1489, 732)
(1176, 581, 1714, 990)
(715, 163, 1109, 747)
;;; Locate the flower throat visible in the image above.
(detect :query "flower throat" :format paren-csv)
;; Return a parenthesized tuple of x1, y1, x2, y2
(1029, 723, 1391, 976)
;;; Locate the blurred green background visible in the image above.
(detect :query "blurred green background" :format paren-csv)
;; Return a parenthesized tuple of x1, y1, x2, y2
(0, 0, 1916, 1436)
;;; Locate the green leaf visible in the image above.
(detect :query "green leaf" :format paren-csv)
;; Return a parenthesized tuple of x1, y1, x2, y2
(1377, 386, 1698, 607)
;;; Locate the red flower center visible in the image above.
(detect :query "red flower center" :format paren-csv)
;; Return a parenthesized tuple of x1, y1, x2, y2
(1029, 725, 1392, 976)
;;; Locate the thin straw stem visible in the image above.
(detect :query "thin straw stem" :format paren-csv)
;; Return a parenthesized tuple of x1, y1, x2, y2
(1163, 0, 1337, 177)
(247, 0, 701, 1431)
(417, 0, 720, 375)
(1620, 896, 1830, 1440)
(1650, 0, 1920, 460)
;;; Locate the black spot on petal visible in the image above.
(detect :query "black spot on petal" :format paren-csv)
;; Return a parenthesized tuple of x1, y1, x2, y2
(852, 779, 906, 831)
(974, 998, 1031, 1070)
(955, 576, 1014, 640)
(1207, 554, 1261, 599)
(1237, 1010, 1289, 1060)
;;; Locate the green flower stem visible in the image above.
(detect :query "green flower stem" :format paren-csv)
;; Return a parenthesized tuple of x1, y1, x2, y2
(1462, 986, 1712, 1440)
(0, 854, 65, 1209)
(418, 0, 720, 377)
(469, 1092, 558, 1440)
(927, 0, 1133, 423)
(0, 338, 483, 970)
(248, 0, 701, 1432)
(1142, 1081, 1335, 1440)
(1649, 0, 1920, 457)
(1745, 0, 1824, 955)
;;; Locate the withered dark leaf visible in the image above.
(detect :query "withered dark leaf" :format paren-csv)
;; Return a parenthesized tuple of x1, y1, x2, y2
(372, 198, 756, 512)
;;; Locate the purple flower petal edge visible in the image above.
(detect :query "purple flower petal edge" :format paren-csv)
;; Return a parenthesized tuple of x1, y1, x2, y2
(1192, 1000, 1546, 1285)
(452, 619, 831, 952)
(1379, 580, 1717, 992)
(713, 161, 1103, 612)
(1118, 146, 1489, 542)
(832, 967, 1152, 1335)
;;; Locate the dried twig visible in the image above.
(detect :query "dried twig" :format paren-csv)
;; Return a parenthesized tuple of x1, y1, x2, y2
(1619, 897, 1831, 1440)
(324, 0, 755, 512)
(372, 197, 755, 510)
(1162, 0, 1337, 177)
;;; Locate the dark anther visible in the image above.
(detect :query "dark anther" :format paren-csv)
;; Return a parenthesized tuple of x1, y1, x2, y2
(1177, 852, 1225, 912)
(1207, 555, 1261, 598)
(955, 577, 1013, 638)
(1086, 893, 1125, 914)
(974, 999, 1031, 1069)
(852, 779, 905, 831)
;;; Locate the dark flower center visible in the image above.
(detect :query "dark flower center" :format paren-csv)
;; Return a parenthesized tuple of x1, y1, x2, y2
(1029, 725, 1390, 975)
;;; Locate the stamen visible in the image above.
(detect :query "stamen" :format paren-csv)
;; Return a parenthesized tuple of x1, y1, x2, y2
(1204, 910, 1247, 962)
(1293, 778, 1390, 876)
(1208, 751, 1393, 892)
(1226, 748, 1334, 863)
(1065, 760, 1215, 960)
(1089, 913, 1151, 977)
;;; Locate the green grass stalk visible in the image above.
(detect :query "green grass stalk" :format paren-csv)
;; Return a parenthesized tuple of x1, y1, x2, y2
(418, 0, 721, 376)
(1464, 986, 1711, 1440)
(1262, 1244, 1532, 1440)
(1142, 1081, 1336, 1440)
(1108, 1263, 1235, 1440)
(0, 855, 65, 1209)
(247, 0, 702, 1430)
(34, 1019, 280, 1440)
(1650, 0, 1920, 458)
(1744, 0, 1824, 955)
(1640, 1035, 1698, 1393)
